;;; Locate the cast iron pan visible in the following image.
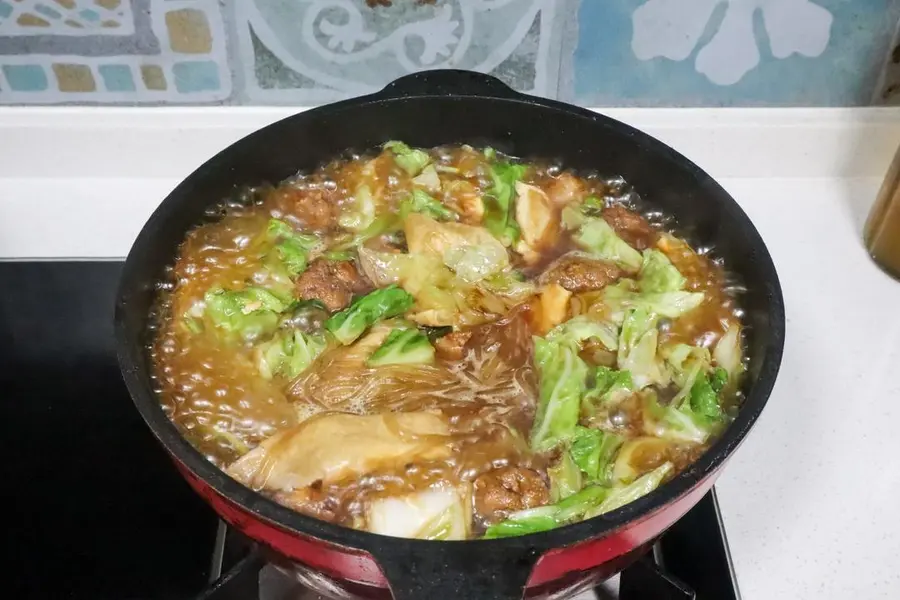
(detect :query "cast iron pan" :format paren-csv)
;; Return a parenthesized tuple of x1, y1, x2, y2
(116, 70, 785, 599)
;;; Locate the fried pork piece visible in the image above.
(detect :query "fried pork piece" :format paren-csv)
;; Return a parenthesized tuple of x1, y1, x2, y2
(539, 253, 623, 293)
(295, 259, 371, 312)
(473, 467, 550, 522)
(601, 205, 657, 250)
(545, 172, 585, 207)
(433, 330, 472, 361)
(268, 185, 339, 232)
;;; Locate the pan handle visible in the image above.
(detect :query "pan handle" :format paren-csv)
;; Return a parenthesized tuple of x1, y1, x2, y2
(376, 69, 520, 99)
(371, 542, 543, 600)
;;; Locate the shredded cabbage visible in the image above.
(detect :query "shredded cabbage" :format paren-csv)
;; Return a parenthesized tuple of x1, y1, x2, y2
(256, 329, 327, 380)
(399, 189, 457, 222)
(443, 243, 509, 283)
(573, 217, 643, 272)
(530, 336, 589, 452)
(383, 140, 431, 176)
(641, 390, 718, 444)
(357, 246, 519, 327)
(411, 164, 442, 192)
(582, 366, 634, 414)
(639, 249, 686, 293)
(483, 161, 527, 245)
(266, 219, 320, 276)
(714, 324, 743, 381)
(367, 327, 435, 366)
(338, 185, 377, 232)
(548, 451, 582, 502)
(602, 279, 704, 323)
(547, 315, 619, 351)
(483, 485, 610, 539)
(367, 486, 471, 540)
(203, 287, 288, 343)
(617, 308, 669, 389)
(325, 286, 415, 345)
(586, 462, 673, 518)
(569, 426, 623, 484)
(663, 343, 712, 409)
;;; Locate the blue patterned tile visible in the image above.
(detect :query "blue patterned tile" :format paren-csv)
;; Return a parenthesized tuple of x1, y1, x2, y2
(0, 0, 231, 104)
(78, 8, 100, 23)
(98, 64, 135, 92)
(172, 60, 219, 93)
(34, 4, 63, 21)
(573, 0, 900, 106)
(3, 64, 48, 91)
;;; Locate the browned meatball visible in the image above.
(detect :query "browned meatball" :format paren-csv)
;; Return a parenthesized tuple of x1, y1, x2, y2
(434, 330, 472, 361)
(295, 259, 371, 312)
(602, 205, 657, 250)
(268, 186, 338, 232)
(546, 172, 586, 207)
(473, 467, 549, 522)
(539, 254, 623, 293)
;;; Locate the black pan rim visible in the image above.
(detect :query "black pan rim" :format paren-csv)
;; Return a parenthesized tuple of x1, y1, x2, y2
(114, 83, 786, 562)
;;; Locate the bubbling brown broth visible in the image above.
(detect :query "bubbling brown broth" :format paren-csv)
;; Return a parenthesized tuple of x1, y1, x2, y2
(150, 142, 745, 538)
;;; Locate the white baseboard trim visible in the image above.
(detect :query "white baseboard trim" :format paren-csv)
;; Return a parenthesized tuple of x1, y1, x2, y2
(1, 107, 898, 258)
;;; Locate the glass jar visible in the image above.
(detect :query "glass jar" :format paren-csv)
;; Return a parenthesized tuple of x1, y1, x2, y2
(864, 144, 900, 280)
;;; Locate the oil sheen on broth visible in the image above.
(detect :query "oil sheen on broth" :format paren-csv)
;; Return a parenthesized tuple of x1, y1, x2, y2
(150, 142, 744, 540)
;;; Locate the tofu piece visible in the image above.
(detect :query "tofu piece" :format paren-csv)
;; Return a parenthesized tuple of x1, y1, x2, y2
(227, 412, 451, 491)
(514, 182, 559, 263)
(536, 283, 572, 334)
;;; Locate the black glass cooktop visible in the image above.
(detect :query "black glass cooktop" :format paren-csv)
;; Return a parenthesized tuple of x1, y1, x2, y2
(0, 262, 740, 600)
(1, 262, 216, 600)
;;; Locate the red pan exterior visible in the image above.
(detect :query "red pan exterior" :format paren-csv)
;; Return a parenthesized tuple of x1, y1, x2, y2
(175, 455, 719, 592)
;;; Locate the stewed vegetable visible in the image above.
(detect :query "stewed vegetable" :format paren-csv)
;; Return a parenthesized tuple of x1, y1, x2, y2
(151, 142, 743, 539)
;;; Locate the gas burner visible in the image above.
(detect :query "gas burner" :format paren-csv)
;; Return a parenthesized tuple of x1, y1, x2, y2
(196, 491, 738, 600)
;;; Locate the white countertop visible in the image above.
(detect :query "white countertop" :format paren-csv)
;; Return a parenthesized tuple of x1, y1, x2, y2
(714, 177, 900, 599)
(1, 107, 899, 598)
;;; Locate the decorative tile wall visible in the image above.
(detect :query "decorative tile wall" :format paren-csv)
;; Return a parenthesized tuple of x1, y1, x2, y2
(0, 0, 230, 102)
(0, 0, 898, 106)
(233, 0, 575, 103)
(574, 0, 900, 106)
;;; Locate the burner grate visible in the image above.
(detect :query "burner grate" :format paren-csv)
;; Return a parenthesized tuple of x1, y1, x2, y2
(196, 490, 738, 600)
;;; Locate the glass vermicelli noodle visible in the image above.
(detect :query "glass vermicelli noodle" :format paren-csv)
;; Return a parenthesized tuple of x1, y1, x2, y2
(150, 142, 745, 539)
